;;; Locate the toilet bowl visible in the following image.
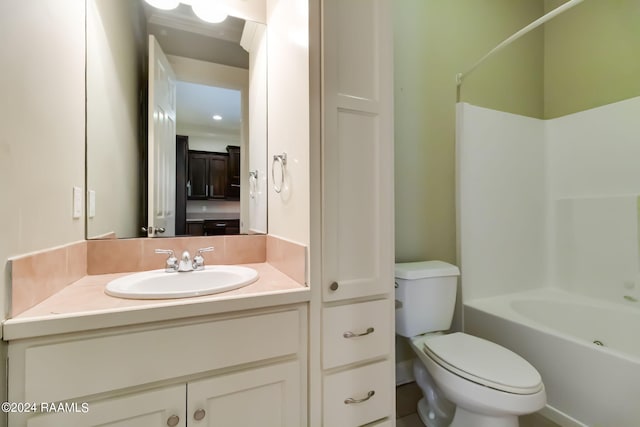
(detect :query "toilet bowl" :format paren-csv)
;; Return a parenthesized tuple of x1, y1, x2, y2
(395, 261, 546, 427)
(411, 333, 546, 427)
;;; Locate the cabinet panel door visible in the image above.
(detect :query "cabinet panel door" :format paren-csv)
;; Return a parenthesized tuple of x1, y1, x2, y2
(226, 145, 241, 199)
(187, 361, 301, 427)
(208, 155, 228, 198)
(322, 0, 394, 302)
(187, 221, 204, 236)
(189, 153, 209, 199)
(25, 385, 185, 427)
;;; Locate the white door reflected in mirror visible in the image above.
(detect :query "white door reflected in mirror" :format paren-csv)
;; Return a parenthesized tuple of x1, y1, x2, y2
(148, 35, 177, 237)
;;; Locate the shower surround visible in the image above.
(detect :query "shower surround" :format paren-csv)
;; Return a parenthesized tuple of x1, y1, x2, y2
(456, 97, 640, 425)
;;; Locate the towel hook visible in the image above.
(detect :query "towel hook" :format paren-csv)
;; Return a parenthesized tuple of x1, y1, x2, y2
(272, 153, 287, 193)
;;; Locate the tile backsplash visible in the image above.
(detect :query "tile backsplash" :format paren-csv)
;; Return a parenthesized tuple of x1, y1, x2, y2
(87, 235, 266, 275)
(10, 241, 87, 317)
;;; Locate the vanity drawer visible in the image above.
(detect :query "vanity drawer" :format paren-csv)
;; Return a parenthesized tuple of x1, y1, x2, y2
(322, 299, 391, 369)
(18, 308, 302, 403)
(323, 361, 392, 427)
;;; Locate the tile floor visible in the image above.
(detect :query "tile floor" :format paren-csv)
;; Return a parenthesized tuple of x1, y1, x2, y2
(396, 382, 560, 427)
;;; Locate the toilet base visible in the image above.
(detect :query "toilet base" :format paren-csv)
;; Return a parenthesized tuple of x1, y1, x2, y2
(450, 406, 519, 427)
(416, 397, 451, 427)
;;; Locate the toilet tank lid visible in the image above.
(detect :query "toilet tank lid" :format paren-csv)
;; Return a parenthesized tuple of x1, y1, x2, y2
(395, 261, 460, 280)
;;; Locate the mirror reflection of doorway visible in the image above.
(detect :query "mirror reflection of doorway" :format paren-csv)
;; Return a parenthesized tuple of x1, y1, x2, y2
(174, 82, 242, 236)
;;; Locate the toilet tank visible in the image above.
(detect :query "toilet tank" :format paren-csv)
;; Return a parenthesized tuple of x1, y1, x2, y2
(395, 261, 460, 338)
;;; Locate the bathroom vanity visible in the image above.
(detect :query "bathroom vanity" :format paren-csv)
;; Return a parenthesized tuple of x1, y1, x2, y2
(5, 265, 308, 427)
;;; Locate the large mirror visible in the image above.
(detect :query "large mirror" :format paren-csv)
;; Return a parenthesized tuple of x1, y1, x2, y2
(86, 0, 267, 239)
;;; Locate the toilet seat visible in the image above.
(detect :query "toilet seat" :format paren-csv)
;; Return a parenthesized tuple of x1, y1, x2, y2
(420, 332, 543, 395)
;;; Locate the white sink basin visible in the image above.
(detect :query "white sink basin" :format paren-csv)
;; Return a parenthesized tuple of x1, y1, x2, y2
(105, 266, 259, 299)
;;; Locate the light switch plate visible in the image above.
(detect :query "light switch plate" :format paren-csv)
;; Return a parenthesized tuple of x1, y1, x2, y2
(73, 186, 82, 219)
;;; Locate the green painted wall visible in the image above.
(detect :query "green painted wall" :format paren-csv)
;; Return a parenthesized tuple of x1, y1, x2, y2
(393, 0, 544, 264)
(544, 0, 640, 118)
(393, 0, 640, 265)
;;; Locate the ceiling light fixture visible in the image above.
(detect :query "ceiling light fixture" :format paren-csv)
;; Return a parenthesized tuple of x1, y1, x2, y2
(191, 0, 228, 24)
(145, 0, 228, 24)
(212, 115, 223, 121)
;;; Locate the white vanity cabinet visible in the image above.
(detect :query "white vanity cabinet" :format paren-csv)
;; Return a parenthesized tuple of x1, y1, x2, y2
(316, 0, 395, 425)
(7, 304, 307, 427)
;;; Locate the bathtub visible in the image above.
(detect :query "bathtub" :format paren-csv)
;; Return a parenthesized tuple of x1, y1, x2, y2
(464, 288, 640, 427)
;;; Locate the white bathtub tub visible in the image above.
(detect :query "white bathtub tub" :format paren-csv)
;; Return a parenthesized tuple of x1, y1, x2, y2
(464, 288, 640, 427)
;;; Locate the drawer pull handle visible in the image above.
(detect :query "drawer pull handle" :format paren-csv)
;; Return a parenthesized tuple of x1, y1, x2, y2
(343, 327, 374, 338)
(344, 390, 375, 404)
(329, 281, 339, 291)
(194, 408, 206, 421)
(167, 415, 180, 427)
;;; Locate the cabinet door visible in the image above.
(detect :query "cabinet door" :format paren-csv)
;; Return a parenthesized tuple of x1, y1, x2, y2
(25, 385, 185, 427)
(189, 153, 209, 199)
(224, 219, 240, 235)
(187, 361, 301, 427)
(226, 145, 241, 199)
(322, 0, 394, 302)
(175, 135, 189, 235)
(203, 220, 227, 235)
(187, 221, 204, 236)
(208, 155, 228, 199)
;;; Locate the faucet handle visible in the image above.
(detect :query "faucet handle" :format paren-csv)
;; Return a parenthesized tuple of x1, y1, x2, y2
(155, 249, 174, 255)
(155, 249, 178, 272)
(193, 247, 215, 271)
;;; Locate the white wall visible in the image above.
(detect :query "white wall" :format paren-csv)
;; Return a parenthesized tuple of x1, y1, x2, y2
(266, 0, 309, 246)
(86, 0, 145, 239)
(246, 24, 268, 234)
(225, 0, 266, 24)
(457, 103, 547, 301)
(0, 0, 86, 308)
(179, 132, 238, 152)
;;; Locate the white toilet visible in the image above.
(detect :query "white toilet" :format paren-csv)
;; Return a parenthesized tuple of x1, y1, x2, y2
(395, 261, 546, 427)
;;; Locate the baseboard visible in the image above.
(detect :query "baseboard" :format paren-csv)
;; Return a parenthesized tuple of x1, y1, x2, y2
(540, 405, 587, 427)
(396, 359, 415, 385)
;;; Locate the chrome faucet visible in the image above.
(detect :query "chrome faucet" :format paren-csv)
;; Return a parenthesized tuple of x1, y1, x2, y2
(192, 247, 214, 271)
(155, 247, 214, 272)
(155, 249, 178, 272)
(178, 251, 193, 272)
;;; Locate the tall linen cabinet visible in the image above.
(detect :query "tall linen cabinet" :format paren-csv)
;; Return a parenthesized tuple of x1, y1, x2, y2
(309, 0, 395, 425)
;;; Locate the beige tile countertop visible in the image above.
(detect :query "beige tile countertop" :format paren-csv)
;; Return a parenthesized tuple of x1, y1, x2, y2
(3, 263, 309, 340)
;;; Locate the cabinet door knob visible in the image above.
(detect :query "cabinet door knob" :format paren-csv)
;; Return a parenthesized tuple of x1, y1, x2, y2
(167, 415, 180, 427)
(329, 281, 339, 291)
(193, 408, 206, 421)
